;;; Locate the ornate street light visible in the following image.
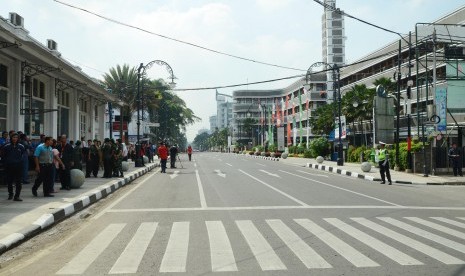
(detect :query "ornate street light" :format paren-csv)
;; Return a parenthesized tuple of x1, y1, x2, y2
(135, 60, 176, 167)
(306, 62, 343, 166)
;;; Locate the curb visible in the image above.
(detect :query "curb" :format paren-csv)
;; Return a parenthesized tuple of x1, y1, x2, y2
(305, 163, 454, 185)
(0, 163, 157, 256)
(245, 155, 280, 161)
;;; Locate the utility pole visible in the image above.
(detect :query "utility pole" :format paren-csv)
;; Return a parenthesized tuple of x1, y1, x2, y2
(395, 40, 401, 170)
(406, 32, 413, 173)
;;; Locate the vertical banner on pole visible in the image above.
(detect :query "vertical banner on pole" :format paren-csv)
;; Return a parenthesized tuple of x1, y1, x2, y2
(435, 85, 447, 132)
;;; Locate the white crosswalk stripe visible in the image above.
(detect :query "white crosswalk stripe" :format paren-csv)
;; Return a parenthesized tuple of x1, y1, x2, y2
(325, 218, 423, 265)
(405, 217, 465, 240)
(378, 217, 465, 255)
(109, 222, 158, 274)
(266, 219, 332, 269)
(56, 217, 465, 274)
(57, 223, 126, 275)
(295, 218, 379, 267)
(431, 217, 465, 229)
(159, 221, 190, 273)
(206, 221, 238, 272)
(352, 217, 465, 265)
(236, 220, 287, 271)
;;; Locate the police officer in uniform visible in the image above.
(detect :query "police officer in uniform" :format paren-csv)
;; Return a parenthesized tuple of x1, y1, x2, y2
(376, 142, 392, 185)
(448, 143, 463, 176)
(113, 139, 124, 177)
(1, 133, 26, 201)
(101, 138, 114, 178)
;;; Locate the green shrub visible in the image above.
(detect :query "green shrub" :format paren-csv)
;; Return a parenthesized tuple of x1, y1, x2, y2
(309, 137, 330, 158)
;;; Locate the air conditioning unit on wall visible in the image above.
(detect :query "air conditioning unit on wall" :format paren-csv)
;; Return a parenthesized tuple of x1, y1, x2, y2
(9, 13, 24, 27)
(47, 39, 58, 51)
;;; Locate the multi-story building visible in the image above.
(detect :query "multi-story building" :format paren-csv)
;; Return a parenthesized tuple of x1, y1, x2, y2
(0, 12, 116, 141)
(216, 95, 233, 130)
(322, 0, 345, 102)
(209, 115, 217, 133)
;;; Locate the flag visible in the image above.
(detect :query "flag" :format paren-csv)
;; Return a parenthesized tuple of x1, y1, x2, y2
(291, 93, 295, 116)
(286, 95, 291, 145)
(299, 88, 303, 145)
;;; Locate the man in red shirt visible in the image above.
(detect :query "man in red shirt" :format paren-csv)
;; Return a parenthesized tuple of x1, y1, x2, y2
(157, 142, 168, 173)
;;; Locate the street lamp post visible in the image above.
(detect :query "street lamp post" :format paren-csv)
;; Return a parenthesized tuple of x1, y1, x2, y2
(306, 62, 344, 165)
(135, 60, 176, 167)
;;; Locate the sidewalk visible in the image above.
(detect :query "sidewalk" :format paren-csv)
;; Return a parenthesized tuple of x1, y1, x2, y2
(0, 161, 157, 255)
(245, 154, 465, 185)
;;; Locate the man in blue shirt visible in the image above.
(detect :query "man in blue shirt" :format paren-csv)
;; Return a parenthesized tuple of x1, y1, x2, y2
(0, 131, 9, 146)
(33, 136, 56, 197)
(0, 133, 26, 201)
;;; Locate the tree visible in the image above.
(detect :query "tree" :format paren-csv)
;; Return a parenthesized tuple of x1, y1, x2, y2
(309, 102, 335, 136)
(193, 132, 210, 151)
(242, 117, 257, 142)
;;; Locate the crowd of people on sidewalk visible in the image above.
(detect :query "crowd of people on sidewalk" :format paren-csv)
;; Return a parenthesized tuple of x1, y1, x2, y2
(0, 131, 194, 202)
(0, 131, 130, 202)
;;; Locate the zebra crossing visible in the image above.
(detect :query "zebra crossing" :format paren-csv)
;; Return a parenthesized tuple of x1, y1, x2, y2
(56, 216, 465, 274)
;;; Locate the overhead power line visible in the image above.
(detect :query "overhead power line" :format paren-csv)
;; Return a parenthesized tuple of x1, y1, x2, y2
(53, 0, 306, 72)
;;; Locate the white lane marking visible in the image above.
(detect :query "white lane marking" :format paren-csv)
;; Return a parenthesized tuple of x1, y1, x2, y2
(378, 217, 465, 255)
(239, 169, 308, 206)
(280, 170, 401, 206)
(236, 220, 286, 271)
(159, 222, 190, 273)
(259, 169, 280, 178)
(352, 217, 464, 265)
(296, 170, 329, 178)
(170, 170, 180, 179)
(406, 217, 465, 240)
(195, 169, 207, 208)
(92, 168, 160, 220)
(226, 163, 233, 167)
(57, 224, 126, 275)
(295, 219, 379, 268)
(206, 221, 238, 272)
(325, 218, 422, 266)
(104, 205, 465, 213)
(109, 222, 158, 274)
(431, 217, 465, 229)
(218, 159, 223, 161)
(214, 169, 226, 178)
(266, 219, 332, 269)
(194, 162, 197, 167)
(256, 163, 266, 167)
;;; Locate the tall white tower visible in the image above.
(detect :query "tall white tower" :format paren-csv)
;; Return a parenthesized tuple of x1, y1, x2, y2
(322, 0, 345, 102)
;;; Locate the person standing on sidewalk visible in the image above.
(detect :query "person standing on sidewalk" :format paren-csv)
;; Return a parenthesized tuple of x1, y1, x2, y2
(56, 134, 74, 190)
(157, 142, 168, 173)
(19, 133, 32, 184)
(101, 138, 114, 178)
(376, 142, 392, 185)
(448, 143, 463, 177)
(33, 136, 56, 197)
(1, 133, 26, 201)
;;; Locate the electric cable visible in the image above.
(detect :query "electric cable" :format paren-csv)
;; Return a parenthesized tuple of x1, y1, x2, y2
(53, 0, 306, 72)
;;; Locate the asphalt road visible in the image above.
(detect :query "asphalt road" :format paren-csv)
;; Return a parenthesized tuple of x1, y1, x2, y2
(4, 152, 465, 276)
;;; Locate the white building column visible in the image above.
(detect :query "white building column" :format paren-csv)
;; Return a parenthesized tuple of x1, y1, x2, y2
(45, 76, 58, 137)
(70, 89, 80, 140)
(10, 60, 23, 131)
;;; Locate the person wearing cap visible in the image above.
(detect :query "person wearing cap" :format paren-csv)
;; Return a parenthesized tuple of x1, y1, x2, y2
(0, 133, 26, 201)
(101, 138, 114, 178)
(448, 143, 463, 177)
(56, 134, 74, 190)
(157, 141, 168, 173)
(376, 142, 392, 185)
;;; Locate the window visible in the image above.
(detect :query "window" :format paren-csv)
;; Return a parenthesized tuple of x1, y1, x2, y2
(332, 21, 342, 27)
(333, 48, 343, 54)
(332, 38, 343, 45)
(80, 113, 87, 138)
(0, 64, 7, 87)
(24, 77, 46, 136)
(332, 30, 342, 36)
(333, 56, 344, 63)
(57, 90, 70, 136)
(0, 89, 7, 130)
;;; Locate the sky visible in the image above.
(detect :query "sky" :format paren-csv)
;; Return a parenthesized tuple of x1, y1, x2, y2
(2, 0, 464, 142)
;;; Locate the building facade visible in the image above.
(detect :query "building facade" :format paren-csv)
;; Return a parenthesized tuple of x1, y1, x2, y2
(0, 12, 116, 141)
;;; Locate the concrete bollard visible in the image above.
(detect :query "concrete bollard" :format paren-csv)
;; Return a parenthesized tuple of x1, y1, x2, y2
(281, 152, 288, 159)
(70, 169, 85, 189)
(122, 161, 129, 172)
(361, 162, 372, 172)
(143, 156, 149, 164)
(316, 156, 324, 164)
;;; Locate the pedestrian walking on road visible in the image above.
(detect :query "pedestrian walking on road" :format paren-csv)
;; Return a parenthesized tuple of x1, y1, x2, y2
(158, 142, 168, 173)
(187, 145, 193, 161)
(33, 136, 58, 197)
(448, 143, 463, 176)
(169, 144, 178, 168)
(1, 133, 26, 201)
(376, 142, 392, 185)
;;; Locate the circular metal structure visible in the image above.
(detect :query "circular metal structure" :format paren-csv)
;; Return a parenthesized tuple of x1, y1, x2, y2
(142, 60, 177, 87)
